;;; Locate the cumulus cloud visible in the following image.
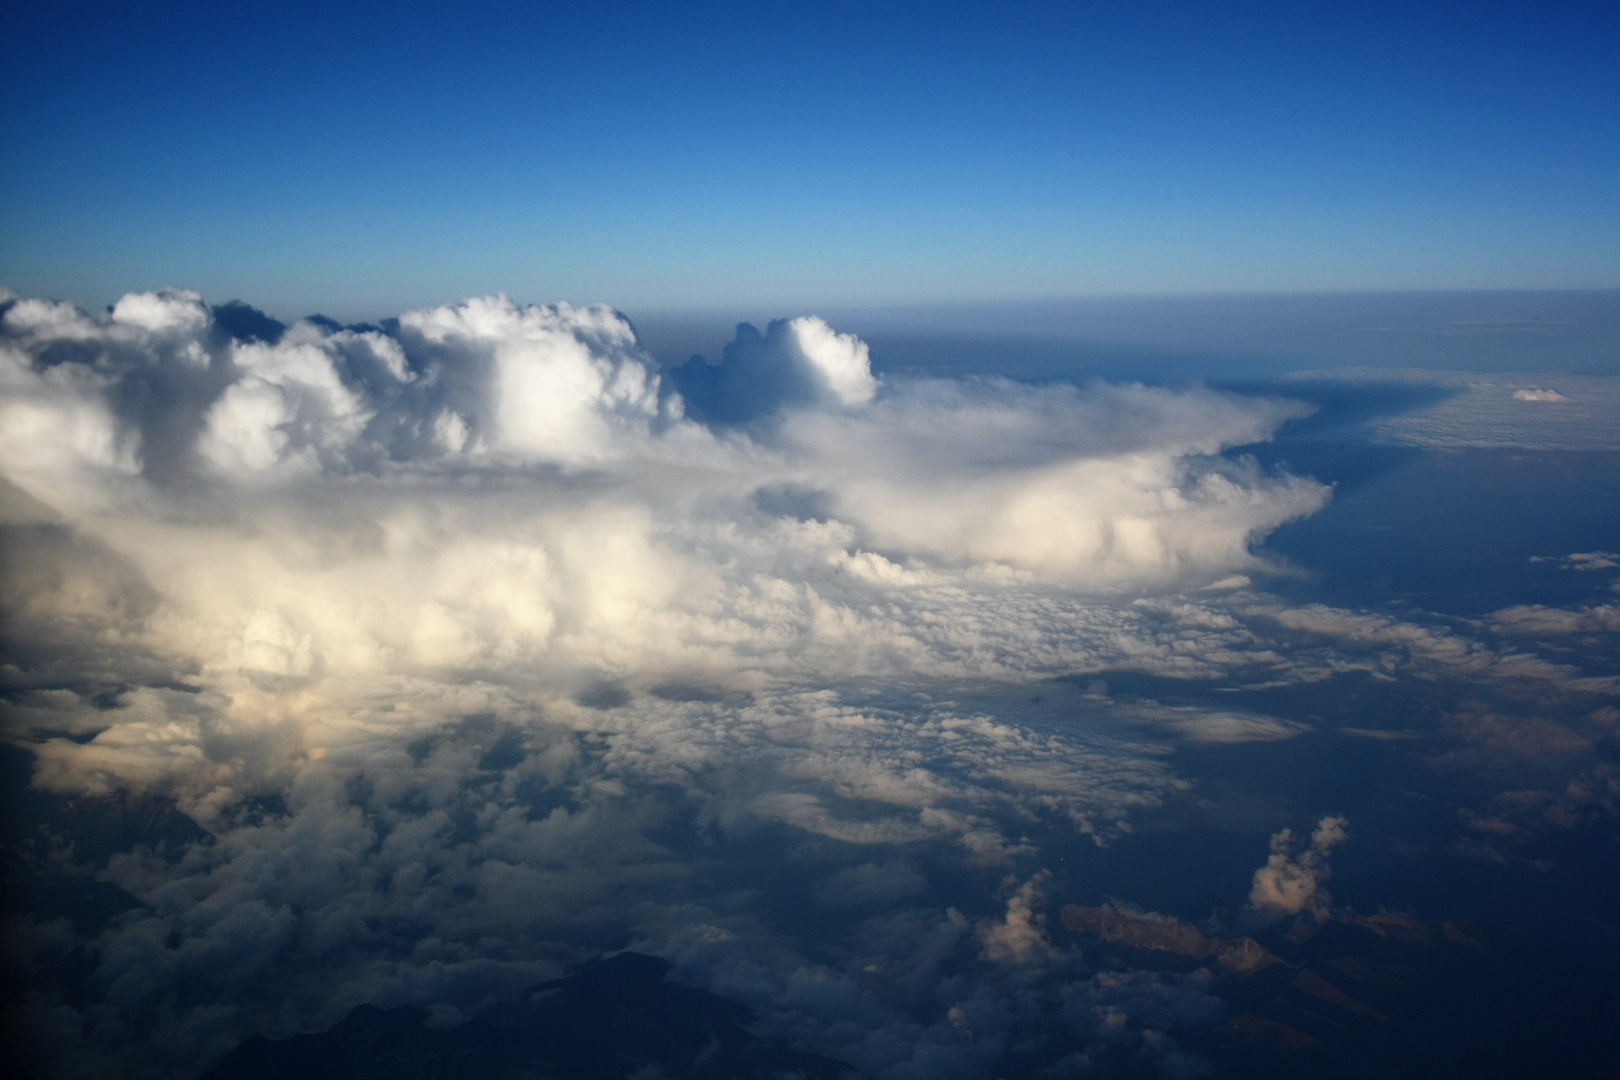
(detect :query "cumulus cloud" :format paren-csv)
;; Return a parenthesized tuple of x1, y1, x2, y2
(977, 872, 1057, 964)
(666, 315, 877, 424)
(397, 295, 663, 464)
(0, 285, 1353, 1079)
(0, 327, 138, 511)
(1247, 815, 1348, 920)
(0, 288, 1336, 721)
(9, 287, 1620, 1080)
(109, 287, 213, 336)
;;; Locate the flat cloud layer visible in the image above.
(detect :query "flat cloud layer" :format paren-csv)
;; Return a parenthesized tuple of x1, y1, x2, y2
(6, 289, 1613, 1078)
(1287, 369, 1620, 450)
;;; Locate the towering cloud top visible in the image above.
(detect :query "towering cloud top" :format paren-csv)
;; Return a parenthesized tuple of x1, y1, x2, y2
(397, 295, 663, 464)
(0, 284, 1332, 812)
(10, 287, 1615, 1080)
(666, 315, 879, 424)
(0, 287, 1322, 591)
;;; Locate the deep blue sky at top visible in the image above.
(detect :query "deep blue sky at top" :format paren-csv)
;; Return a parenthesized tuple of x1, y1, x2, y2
(2, 1, 1617, 317)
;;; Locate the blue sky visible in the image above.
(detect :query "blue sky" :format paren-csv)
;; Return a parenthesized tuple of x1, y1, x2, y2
(7, 10, 1620, 1078)
(3, 0, 1617, 316)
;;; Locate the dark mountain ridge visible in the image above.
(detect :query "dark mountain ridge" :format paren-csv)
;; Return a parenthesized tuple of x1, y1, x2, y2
(201, 951, 850, 1080)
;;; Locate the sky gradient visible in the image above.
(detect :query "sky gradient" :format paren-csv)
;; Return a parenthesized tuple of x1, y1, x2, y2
(5, 278, 1619, 1080)
(3, 1, 1618, 315)
(6, 7, 1620, 1074)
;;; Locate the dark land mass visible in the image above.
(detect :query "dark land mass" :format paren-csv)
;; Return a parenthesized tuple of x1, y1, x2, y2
(0, 742, 209, 942)
(1063, 903, 1620, 1079)
(7, 739, 1619, 1080)
(201, 952, 850, 1080)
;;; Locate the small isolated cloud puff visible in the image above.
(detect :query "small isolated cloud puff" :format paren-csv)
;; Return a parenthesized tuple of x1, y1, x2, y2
(1512, 387, 1568, 402)
(1247, 815, 1348, 919)
(977, 871, 1058, 964)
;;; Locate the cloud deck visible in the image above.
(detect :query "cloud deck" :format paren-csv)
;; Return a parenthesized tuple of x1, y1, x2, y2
(2, 288, 1617, 1078)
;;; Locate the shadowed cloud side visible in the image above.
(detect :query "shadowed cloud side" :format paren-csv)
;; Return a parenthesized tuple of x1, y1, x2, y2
(6, 287, 1616, 1079)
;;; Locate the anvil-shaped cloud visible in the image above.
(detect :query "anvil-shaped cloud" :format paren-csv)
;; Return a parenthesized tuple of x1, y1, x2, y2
(1, 287, 1325, 694)
(2, 287, 1343, 1077)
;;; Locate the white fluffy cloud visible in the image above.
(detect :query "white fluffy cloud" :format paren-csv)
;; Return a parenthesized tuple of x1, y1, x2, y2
(398, 295, 663, 463)
(780, 378, 1324, 585)
(977, 872, 1057, 964)
(9, 288, 1620, 1080)
(0, 288, 1333, 709)
(45, 287, 1598, 1079)
(8, 288, 1606, 838)
(786, 315, 880, 406)
(0, 328, 137, 511)
(1247, 815, 1348, 919)
(665, 314, 880, 423)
